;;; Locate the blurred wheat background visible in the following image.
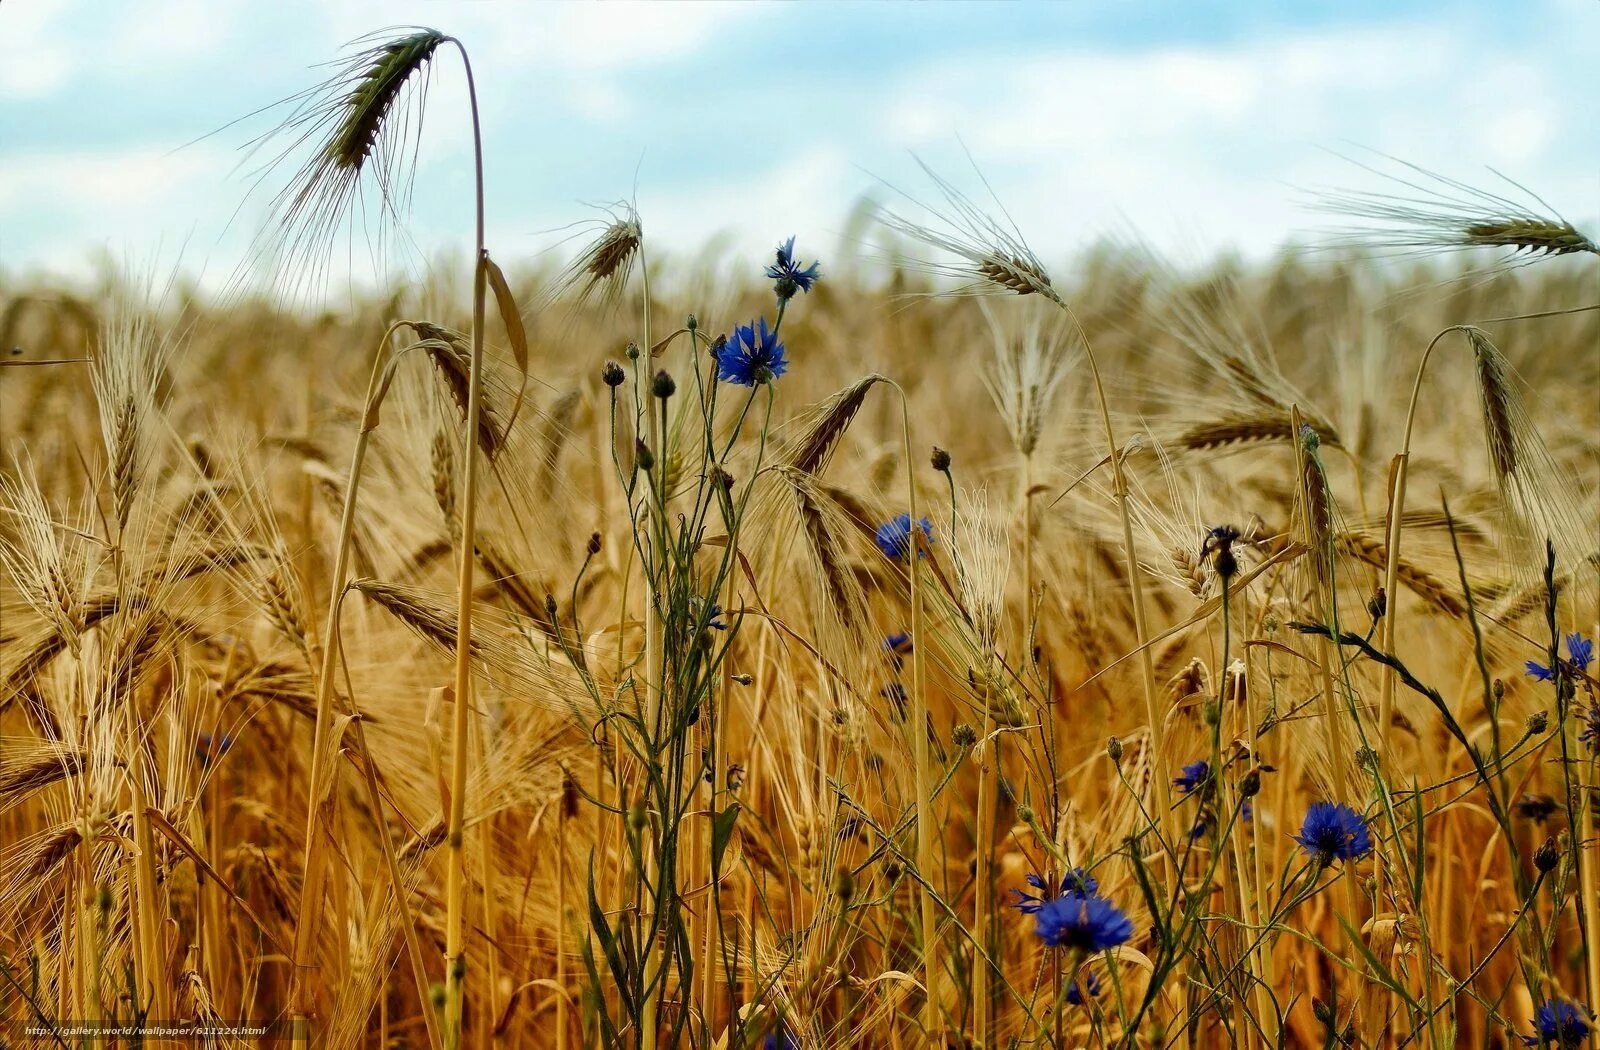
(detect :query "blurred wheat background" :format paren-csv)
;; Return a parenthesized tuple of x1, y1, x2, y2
(2, 9, 1599, 1050)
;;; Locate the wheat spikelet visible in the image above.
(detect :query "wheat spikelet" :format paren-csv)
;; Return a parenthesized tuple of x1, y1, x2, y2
(980, 300, 1072, 456)
(259, 562, 311, 655)
(252, 28, 448, 288)
(411, 322, 506, 459)
(955, 487, 1010, 648)
(1337, 532, 1466, 618)
(555, 202, 643, 308)
(355, 578, 470, 653)
(0, 750, 86, 812)
(1315, 156, 1598, 262)
(782, 375, 886, 476)
(875, 158, 1058, 299)
(1175, 415, 1343, 453)
(781, 468, 867, 636)
(1467, 329, 1518, 479)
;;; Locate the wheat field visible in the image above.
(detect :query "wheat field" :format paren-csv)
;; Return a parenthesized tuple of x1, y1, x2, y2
(2, 25, 1598, 1050)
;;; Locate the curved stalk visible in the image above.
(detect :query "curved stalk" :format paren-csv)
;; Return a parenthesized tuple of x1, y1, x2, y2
(289, 321, 408, 1042)
(885, 379, 939, 1042)
(1045, 294, 1174, 848)
(443, 37, 488, 1050)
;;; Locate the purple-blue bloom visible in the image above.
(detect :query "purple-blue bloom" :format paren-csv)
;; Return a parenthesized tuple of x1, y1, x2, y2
(1011, 867, 1099, 914)
(1527, 632, 1595, 683)
(1033, 893, 1135, 953)
(1065, 971, 1102, 1006)
(875, 514, 933, 560)
(716, 317, 789, 386)
(195, 732, 235, 768)
(1175, 759, 1210, 795)
(766, 236, 821, 300)
(763, 1028, 799, 1050)
(1294, 801, 1373, 865)
(1523, 999, 1591, 1047)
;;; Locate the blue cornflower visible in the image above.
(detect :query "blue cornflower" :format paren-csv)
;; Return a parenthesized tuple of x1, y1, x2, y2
(1580, 705, 1599, 756)
(1294, 801, 1373, 866)
(716, 317, 789, 386)
(883, 631, 913, 655)
(1011, 867, 1099, 914)
(1065, 972, 1102, 1006)
(195, 732, 234, 768)
(1527, 632, 1595, 683)
(766, 236, 821, 301)
(1033, 893, 1135, 954)
(763, 1027, 800, 1050)
(1523, 1000, 1591, 1047)
(1175, 760, 1210, 795)
(875, 514, 933, 561)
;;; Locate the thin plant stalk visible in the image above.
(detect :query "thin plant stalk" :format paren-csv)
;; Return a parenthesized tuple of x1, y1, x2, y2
(972, 649, 998, 1047)
(1047, 296, 1174, 849)
(290, 321, 408, 1038)
(887, 380, 939, 1042)
(443, 40, 488, 1048)
(636, 242, 667, 1050)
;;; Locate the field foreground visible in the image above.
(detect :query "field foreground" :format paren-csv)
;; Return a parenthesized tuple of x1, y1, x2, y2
(2, 239, 1598, 1050)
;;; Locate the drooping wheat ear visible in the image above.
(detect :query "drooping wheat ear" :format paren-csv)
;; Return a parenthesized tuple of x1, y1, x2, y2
(253, 29, 448, 285)
(1457, 327, 1592, 580)
(328, 31, 448, 172)
(781, 468, 867, 635)
(1313, 154, 1598, 261)
(1170, 544, 1209, 599)
(783, 375, 887, 475)
(0, 751, 86, 813)
(1466, 329, 1518, 478)
(1175, 415, 1342, 453)
(410, 321, 506, 459)
(875, 157, 1057, 299)
(355, 578, 470, 652)
(1337, 531, 1467, 618)
(430, 424, 458, 527)
(1461, 218, 1597, 256)
(554, 202, 642, 308)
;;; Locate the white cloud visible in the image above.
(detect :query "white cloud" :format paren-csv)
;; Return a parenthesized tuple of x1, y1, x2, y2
(874, 22, 1594, 258)
(0, 146, 237, 276)
(0, 1, 74, 97)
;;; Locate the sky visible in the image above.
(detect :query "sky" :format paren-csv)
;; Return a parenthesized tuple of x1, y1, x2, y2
(2, 0, 1597, 295)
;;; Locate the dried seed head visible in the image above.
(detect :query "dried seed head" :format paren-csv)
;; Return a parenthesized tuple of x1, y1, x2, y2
(251, 28, 450, 292)
(1313, 155, 1598, 265)
(556, 202, 643, 307)
(875, 158, 1060, 300)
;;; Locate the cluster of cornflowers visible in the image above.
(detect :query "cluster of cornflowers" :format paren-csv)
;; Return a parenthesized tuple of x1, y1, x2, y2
(712, 236, 820, 387)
